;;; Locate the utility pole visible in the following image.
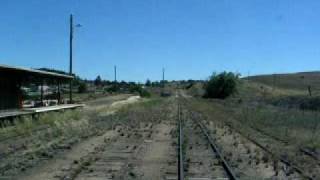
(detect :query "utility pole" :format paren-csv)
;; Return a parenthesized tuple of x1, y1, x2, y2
(162, 68, 165, 87)
(272, 74, 276, 91)
(69, 14, 73, 103)
(68, 14, 81, 103)
(114, 66, 117, 82)
(162, 68, 165, 82)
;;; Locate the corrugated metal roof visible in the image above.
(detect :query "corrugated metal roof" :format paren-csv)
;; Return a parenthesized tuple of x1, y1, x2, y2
(0, 64, 73, 79)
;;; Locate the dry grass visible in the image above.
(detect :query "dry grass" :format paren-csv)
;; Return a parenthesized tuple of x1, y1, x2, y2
(248, 71, 320, 93)
(186, 97, 320, 150)
(0, 96, 167, 177)
(233, 80, 320, 149)
(0, 110, 82, 140)
(237, 105, 320, 149)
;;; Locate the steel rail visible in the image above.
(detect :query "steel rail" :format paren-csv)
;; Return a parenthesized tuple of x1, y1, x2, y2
(180, 97, 315, 180)
(250, 124, 320, 165)
(196, 120, 239, 180)
(178, 103, 184, 180)
(249, 124, 320, 165)
(224, 122, 315, 180)
(178, 98, 237, 180)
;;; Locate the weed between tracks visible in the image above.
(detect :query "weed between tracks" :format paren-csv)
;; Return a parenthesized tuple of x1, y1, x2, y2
(188, 98, 320, 150)
(0, 110, 81, 138)
(186, 97, 320, 178)
(61, 98, 174, 180)
(0, 97, 164, 177)
(0, 109, 107, 176)
(238, 105, 320, 150)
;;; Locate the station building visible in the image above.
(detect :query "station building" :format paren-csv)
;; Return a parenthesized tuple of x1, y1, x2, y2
(0, 64, 73, 111)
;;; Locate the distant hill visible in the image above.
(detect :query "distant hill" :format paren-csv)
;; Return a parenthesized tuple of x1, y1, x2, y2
(247, 71, 320, 92)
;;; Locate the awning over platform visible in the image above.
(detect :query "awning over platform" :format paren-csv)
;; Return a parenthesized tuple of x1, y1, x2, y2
(0, 64, 73, 81)
(0, 64, 74, 110)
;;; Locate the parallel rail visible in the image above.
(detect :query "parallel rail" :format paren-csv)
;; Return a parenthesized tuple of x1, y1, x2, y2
(250, 124, 320, 164)
(225, 122, 315, 180)
(178, 102, 238, 180)
(178, 103, 184, 180)
(196, 120, 238, 180)
(181, 97, 317, 180)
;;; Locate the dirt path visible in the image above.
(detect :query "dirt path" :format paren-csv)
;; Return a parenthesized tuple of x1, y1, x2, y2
(69, 122, 177, 180)
(67, 98, 177, 180)
(72, 122, 154, 180)
(15, 129, 118, 180)
(12, 97, 176, 180)
(19, 96, 142, 180)
(2, 95, 138, 180)
(138, 123, 177, 180)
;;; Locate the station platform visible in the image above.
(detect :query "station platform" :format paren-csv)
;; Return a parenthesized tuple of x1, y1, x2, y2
(0, 104, 84, 120)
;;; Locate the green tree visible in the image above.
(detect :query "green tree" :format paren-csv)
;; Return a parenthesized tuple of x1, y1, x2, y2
(204, 72, 239, 99)
(145, 79, 151, 87)
(94, 75, 102, 86)
(78, 82, 87, 93)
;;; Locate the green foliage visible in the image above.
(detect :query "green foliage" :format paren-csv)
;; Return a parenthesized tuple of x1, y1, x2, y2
(145, 79, 151, 87)
(94, 75, 102, 86)
(139, 89, 151, 98)
(106, 84, 120, 93)
(151, 81, 161, 87)
(204, 72, 239, 99)
(72, 76, 83, 87)
(129, 84, 141, 93)
(78, 82, 87, 93)
(128, 84, 151, 98)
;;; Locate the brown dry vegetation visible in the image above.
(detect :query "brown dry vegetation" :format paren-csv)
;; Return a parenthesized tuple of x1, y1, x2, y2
(0, 95, 135, 179)
(248, 71, 320, 93)
(181, 72, 320, 178)
(2, 74, 320, 179)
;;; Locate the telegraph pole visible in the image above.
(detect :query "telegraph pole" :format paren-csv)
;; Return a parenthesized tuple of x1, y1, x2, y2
(68, 14, 82, 103)
(114, 66, 117, 82)
(69, 14, 73, 103)
(162, 68, 165, 82)
(162, 68, 165, 88)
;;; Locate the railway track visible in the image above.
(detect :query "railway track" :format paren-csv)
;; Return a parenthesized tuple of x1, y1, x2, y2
(177, 102, 238, 180)
(223, 121, 317, 180)
(178, 103, 184, 180)
(249, 124, 320, 164)
(179, 97, 319, 179)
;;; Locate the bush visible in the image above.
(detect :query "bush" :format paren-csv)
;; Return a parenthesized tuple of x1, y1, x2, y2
(204, 72, 239, 99)
(129, 84, 141, 93)
(78, 82, 87, 93)
(129, 84, 151, 98)
(139, 89, 151, 98)
(94, 75, 102, 86)
(145, 79, 151, 87)
(106, 84, 120, 93)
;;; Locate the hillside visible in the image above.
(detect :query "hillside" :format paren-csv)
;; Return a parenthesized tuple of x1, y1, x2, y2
(247, 71, 320, 96)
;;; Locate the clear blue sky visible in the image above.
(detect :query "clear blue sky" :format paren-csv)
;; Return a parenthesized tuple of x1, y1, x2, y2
(1, 0, 320, 82)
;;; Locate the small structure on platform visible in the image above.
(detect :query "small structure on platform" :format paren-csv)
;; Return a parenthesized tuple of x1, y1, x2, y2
(0, 64, 83, 121)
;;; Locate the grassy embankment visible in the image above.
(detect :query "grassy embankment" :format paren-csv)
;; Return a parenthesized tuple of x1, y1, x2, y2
(187, 72, 320, 150)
